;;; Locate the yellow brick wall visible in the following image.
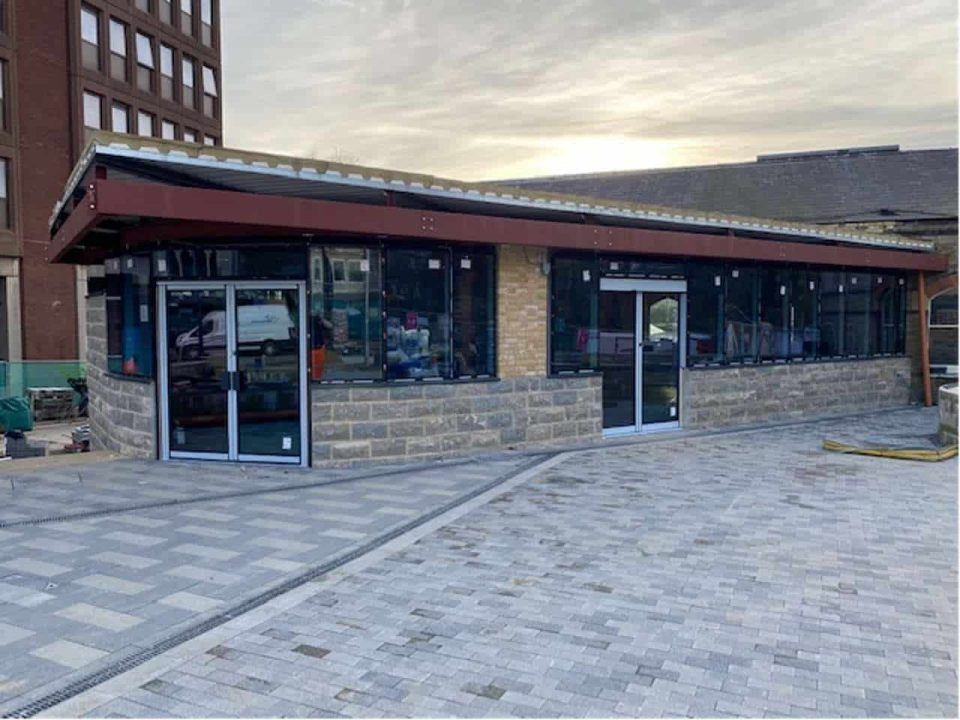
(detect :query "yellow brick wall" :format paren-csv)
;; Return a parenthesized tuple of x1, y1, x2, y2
(497, 245, 548, 378)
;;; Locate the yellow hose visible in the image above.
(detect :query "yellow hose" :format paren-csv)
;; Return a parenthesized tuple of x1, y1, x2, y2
(822, 439, 958, 462)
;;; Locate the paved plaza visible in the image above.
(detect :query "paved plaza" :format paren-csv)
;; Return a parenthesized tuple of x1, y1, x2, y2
(0, 408, 955, 717)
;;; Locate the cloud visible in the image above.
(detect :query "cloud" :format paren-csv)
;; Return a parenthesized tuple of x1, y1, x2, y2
(221, 0, 957, 179)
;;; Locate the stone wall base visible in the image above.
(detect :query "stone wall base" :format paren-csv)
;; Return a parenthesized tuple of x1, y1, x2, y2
(86, 294, 158, 458)
(681, 357, 912, 429)
(312, 376, 602, 466)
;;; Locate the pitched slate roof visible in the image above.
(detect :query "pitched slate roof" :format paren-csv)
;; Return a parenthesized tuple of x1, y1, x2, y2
(496, 146, 958, 224)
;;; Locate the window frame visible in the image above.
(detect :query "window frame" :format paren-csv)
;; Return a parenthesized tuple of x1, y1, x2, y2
(108, 17, 128, 82)
(201, 64, 218, 118)
(0, 156, 10, 231)
(136, 109, 155, 137)
(80, 4, 102, 72)
(111, 101, 130, 133)
(135, 32, 156, 92)
(159, 44, 175, 101)
(181, 55, 196, 109)
(83, 90, 103, 130)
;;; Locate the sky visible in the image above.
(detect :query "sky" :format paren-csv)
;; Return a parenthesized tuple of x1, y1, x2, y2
(221, 0, 958, 181)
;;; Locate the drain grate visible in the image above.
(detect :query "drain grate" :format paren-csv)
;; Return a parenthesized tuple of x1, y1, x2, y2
(2, 453, 554, 718)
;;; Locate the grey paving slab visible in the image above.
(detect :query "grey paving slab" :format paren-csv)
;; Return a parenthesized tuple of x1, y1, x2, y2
(42, 406, 958, 719)
(0, 453, 531, 712)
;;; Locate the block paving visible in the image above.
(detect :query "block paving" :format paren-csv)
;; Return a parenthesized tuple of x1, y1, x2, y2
(45, 407, 958, 718)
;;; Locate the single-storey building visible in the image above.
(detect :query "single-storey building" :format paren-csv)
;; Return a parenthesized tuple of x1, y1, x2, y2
(48, 134, 949, 466)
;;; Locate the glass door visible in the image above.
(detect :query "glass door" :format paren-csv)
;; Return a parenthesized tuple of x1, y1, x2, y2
(159, 282, 307, 465)
(162, 286, 230, 459)
(234, 285, 305, 463)
(598, 290, 637, 432)
(641, 293, 681, 428)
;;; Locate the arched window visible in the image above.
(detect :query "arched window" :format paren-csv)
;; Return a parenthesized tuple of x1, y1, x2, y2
(929, 291, 958, 377)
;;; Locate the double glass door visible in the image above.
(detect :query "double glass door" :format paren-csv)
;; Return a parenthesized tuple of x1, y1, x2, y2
(598, 281, 685, 434)
(158, 282, 308, 465)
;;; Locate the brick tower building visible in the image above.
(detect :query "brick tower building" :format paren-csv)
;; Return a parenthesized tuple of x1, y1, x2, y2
(0, 0, 222, 361)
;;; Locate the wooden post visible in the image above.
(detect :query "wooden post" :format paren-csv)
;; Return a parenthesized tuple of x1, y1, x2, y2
(918, 271, 933, 407)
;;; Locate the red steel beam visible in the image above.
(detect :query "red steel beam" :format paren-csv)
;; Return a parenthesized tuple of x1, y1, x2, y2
(51, 179, 950, 272)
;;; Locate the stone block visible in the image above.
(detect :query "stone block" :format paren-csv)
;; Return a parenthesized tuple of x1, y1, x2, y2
(330, 441, 371, 460)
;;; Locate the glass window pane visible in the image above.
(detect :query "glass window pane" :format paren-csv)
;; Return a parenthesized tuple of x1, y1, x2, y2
(724, 266, 758, 362)
(182, 57, 194, 87)
(202, 65, 217, 96)
(873, 273, 899, 355)
(819, 271, 845, 357)
(550, 254, 599, 373)
(201, 0, 212, 22)
(135, 0, 150, 12)
(844, 271, 870, 356)
(81, 6, 99, 43)
(930, 291, 958, 371)
(160, 45, 174, 76)
(83, 92, 102, 129)
(109, 19, 126, 55)
(120, 256, 154, 376)
(161, 120, 176, 139)
(111, 103, 129, 133)
(758, 267, 790, 361)
(136, 33, 154, 67)
(452, 249, 496, 377)
(0, 158, 8, 230)
(788, 269, 819, 359)
(310, 247, 383, 382)
(183, 128, 197, 143)
(137, 111, 154, 137)
(385, 248, 451, 380)
(685, 263, 723, 365)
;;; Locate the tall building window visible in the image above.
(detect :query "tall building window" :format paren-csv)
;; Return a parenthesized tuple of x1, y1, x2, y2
(111, 102, 130, 133)
(0, 0, 7, 35)
(160, 0, 172, 24)
(0, 59, 8, 133)
(201, 0, 214, 45)
(203, 134, 217, 146)
(108, 19, 128, 81)
(180, 0, 193, 35)
(202, 65, 218, 117)
(183, 127, 197, 143)
(81, 5, 101, 71)
(135, 33, 155, 92)
(0, 158, 9, 230)
(135, 0, 151, 13)
(83, 91, 102, 129)
(137, 110, 155, 137)
(160, 45, 175, 101)
(181, 55, 195, 109)
(161, 120, 176, 140)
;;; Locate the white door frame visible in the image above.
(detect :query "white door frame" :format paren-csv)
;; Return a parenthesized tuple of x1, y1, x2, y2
(157, 281, 308, 466)
(599, 278, 687, 436)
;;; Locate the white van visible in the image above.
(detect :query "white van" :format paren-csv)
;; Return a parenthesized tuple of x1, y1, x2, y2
(176, 305, 296, 359)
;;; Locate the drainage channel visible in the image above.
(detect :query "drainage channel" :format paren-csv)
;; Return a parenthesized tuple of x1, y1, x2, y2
(1, 452, 557, 719)
(0, 454, 517, 530)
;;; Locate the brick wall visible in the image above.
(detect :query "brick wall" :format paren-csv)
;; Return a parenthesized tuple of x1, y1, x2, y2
(497, 245, 547, 378)
(86, 293, 157, 457)
(311, 376, 601, 465)
(681, 357, 911, 429)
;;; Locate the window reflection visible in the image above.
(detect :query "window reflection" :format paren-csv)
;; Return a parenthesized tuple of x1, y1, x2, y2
(550, 255, 599, 373)
(724, 267, 758, 362)
(385, 249, 450, 379)
(309, 247, 382, 381)
(452, 249, 496, 377)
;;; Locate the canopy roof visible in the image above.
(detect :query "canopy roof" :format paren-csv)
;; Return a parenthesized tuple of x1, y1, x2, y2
(48, 133, 945, 271)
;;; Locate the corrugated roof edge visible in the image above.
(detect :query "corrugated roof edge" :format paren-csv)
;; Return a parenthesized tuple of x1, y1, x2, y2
(50, 132, 935, 253)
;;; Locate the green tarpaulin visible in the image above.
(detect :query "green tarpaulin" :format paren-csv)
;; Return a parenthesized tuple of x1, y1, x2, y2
(0, 396, 33, 432)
